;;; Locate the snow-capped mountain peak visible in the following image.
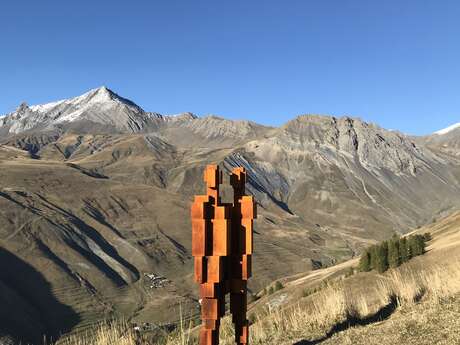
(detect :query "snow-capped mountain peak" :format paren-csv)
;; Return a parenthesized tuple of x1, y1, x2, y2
(29, 86, 143, 114)
(434, 123, 460, 135)
(0, 86, 195, 135)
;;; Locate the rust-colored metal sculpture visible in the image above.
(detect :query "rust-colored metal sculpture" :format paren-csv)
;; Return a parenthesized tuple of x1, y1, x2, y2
(191, 165, 256, 345)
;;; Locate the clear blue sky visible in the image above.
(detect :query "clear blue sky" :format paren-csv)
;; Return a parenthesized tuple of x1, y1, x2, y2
(1, 1, 459, 135)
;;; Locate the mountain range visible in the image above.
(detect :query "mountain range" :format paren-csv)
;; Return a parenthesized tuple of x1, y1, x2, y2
(1, 86, 460, 344)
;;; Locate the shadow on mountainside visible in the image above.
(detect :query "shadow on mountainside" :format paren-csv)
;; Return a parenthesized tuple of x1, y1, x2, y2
(293, 296, 398, 345)
(35, 193, 140, 285)
(1, 189, 142, 289)
(0, 247, 80, 345)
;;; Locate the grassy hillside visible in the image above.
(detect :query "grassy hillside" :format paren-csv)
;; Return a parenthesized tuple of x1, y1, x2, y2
(243, 211, 460, 345)
(58, 210, 460, 345)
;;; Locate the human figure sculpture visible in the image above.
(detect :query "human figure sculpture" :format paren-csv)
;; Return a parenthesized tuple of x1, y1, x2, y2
(191, 165, 256, 345)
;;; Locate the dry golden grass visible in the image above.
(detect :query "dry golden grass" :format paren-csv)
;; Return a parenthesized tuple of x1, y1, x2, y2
(60, 322, 138, 345)
(60, 308, 196, 345)
(61, 259, 460, 345)
(320, 297, 460, 345)
(243, 256, 460, 345)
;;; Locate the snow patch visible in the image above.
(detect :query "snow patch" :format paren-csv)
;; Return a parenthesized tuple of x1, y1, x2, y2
(434, 123, 460, 135)
(29, 99, 66, 112)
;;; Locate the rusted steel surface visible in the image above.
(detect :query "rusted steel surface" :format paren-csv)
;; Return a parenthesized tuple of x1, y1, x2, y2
(191, 165, 256, 345)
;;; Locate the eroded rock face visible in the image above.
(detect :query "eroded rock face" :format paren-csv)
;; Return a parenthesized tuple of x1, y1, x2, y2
(271, 115, 432, 175)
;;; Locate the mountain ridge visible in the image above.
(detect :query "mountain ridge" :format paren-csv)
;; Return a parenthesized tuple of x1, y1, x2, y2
(2, 87, 457, 139)
(0, 86, 447, 139)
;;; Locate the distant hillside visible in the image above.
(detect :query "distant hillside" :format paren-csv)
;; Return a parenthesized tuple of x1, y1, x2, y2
(420, 123, 460, 157)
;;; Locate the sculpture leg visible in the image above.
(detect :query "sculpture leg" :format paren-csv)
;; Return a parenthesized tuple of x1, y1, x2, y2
(230, 284, 248, 345)
(201, 295, 224, 345)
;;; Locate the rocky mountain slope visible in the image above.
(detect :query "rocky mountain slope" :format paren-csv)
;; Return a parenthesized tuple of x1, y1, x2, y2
(0, 86, 197, 137)
(1, 87, 460, 344)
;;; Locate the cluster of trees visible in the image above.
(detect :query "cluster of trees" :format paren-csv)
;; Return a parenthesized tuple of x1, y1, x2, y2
(359, 233, 431, 273)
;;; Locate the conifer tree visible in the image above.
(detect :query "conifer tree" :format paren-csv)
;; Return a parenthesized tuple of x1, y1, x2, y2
(359, 250, 372, 272)
(410, 235, 426, 256)
(406, 236, 414, 260)
(388, 237, 401, 268)
(420, 235, 427, 254)
(369, 245, 378, 271)
(375, 242, 389, 273)
(399, 237, 409, 263)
